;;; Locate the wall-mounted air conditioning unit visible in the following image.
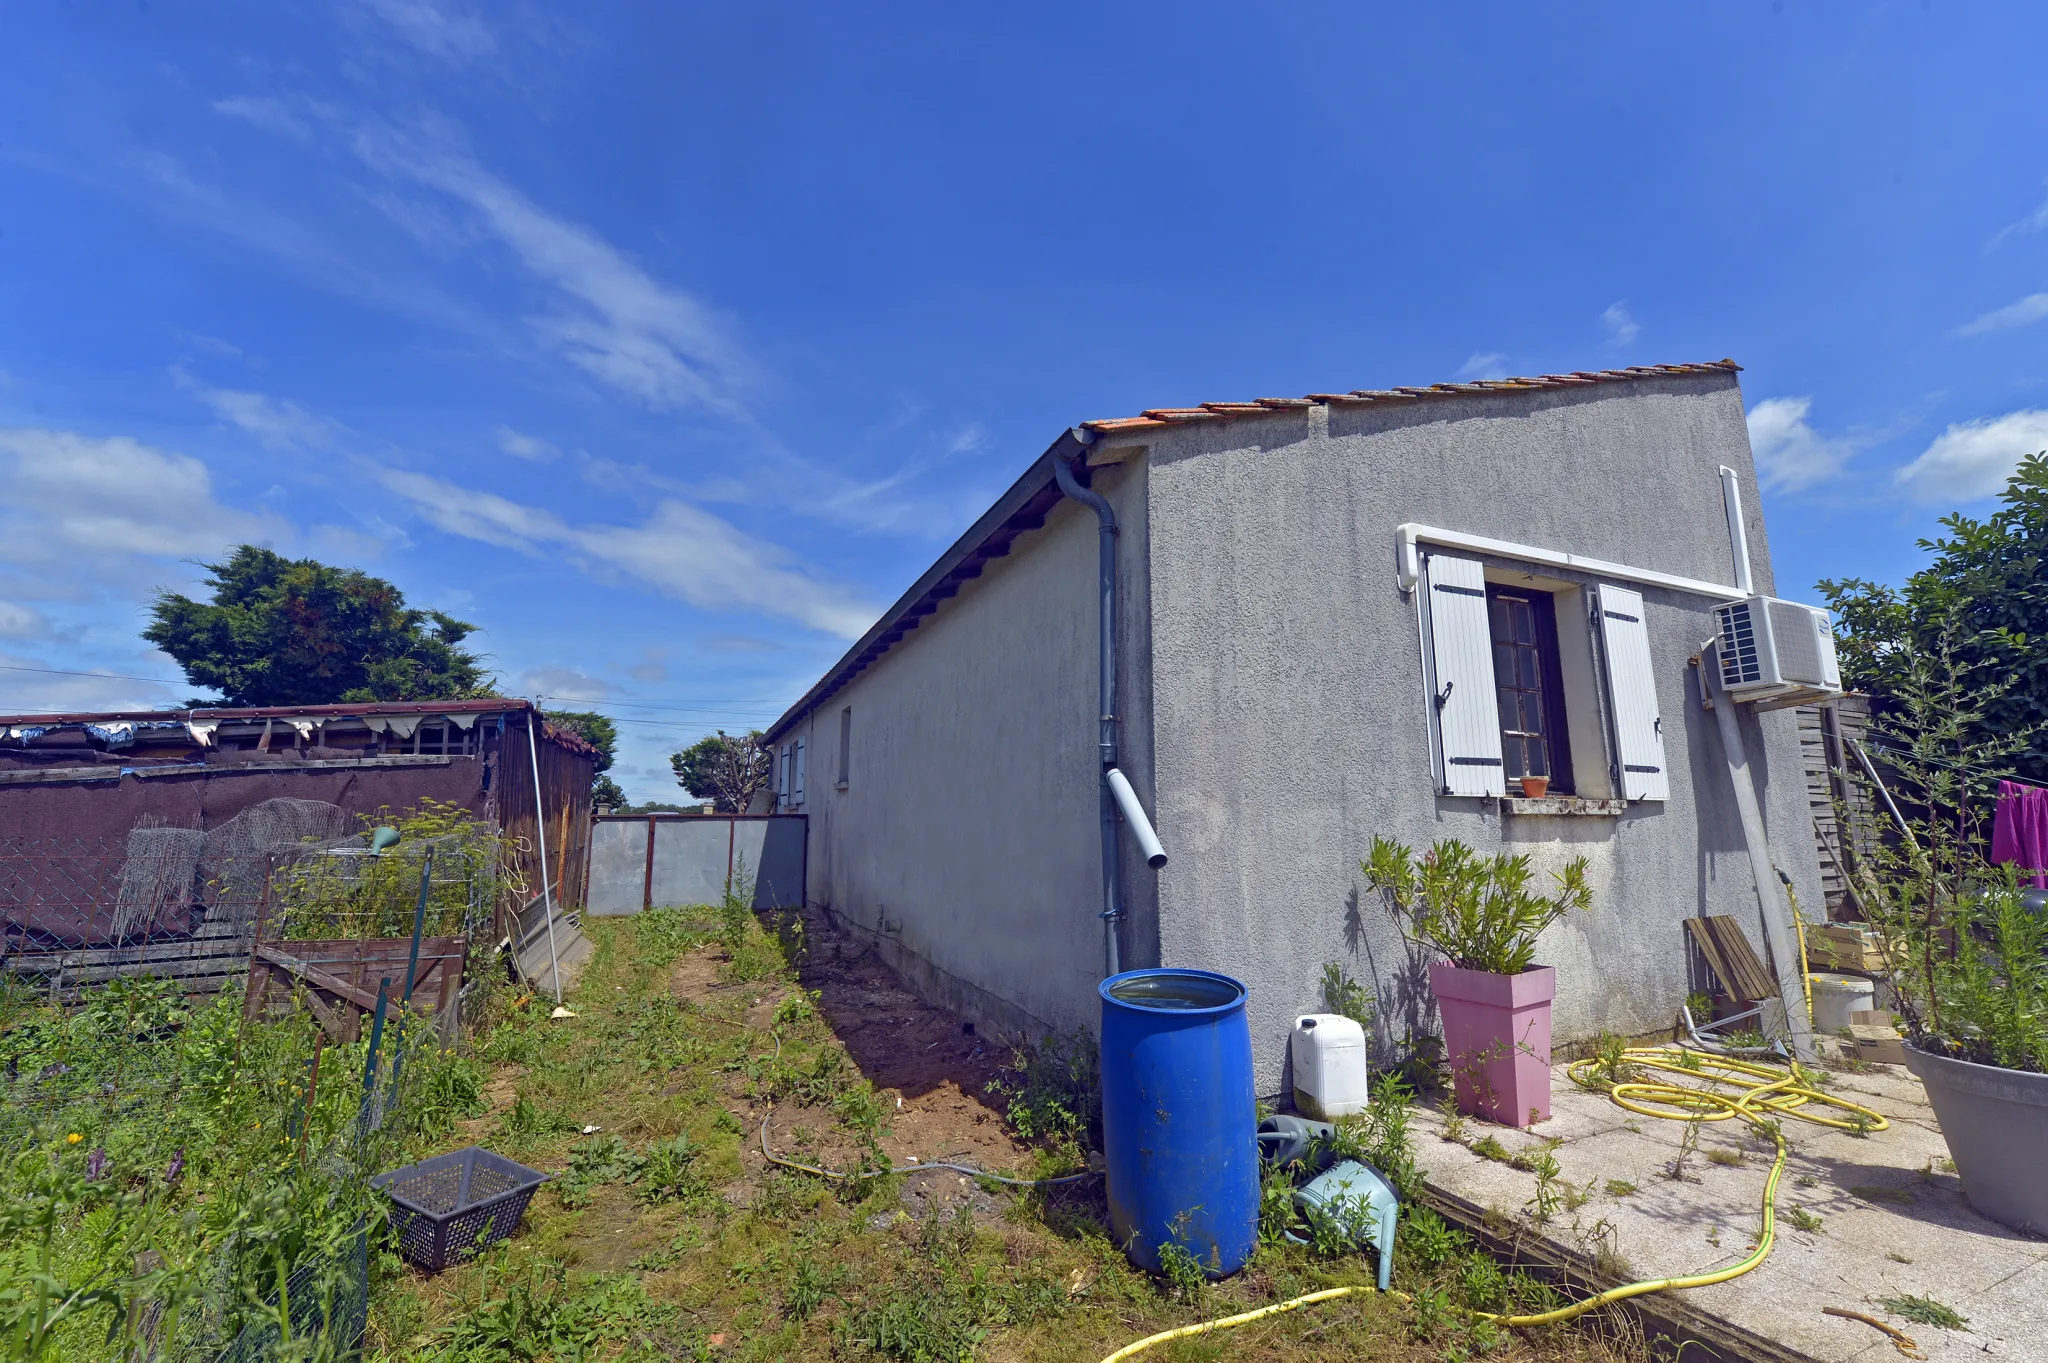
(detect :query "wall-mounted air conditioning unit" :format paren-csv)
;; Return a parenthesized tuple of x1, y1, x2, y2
(1712, 596, 1842, 699)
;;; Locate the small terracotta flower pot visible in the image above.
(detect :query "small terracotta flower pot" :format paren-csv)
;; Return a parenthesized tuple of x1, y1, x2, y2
(1519, 776, 1549, 798)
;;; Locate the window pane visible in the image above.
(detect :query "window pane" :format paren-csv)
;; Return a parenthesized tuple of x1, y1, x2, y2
(1521, 694, 1546, 734)
(1526, 743, 1549, 778)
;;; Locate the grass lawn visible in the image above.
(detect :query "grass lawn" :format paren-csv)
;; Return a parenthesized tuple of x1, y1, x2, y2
(369, 906, 1644, 1362)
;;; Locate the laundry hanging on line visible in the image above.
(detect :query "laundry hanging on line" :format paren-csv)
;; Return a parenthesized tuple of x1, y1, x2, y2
(1989, 779, 2048, 889)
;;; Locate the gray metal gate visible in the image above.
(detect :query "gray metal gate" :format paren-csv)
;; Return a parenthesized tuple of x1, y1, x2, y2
(583, 814, 805, 915)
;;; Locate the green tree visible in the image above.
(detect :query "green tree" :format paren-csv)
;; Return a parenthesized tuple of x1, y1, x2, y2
(543, 710, 624, 806)
(1820, 452, 2048, 787)
(145, 546, 491, 706)
(669, 730, 772, 813)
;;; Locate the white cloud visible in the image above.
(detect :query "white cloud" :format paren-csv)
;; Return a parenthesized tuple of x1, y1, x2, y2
(0, 602, 50, 639)
(521, 665, 612, 699)
(1601, 302, 1639, 347)
(495, 425, 560, 462)
(700, 634, 782, 653)
(0, 428, 276, 574)
(212, 96, 315, 143)
(945, 422, 987, 456)
(1894, 409, 2048, 503)
(0, 650, 181, 716)
(175, 369, 341, 450)
(1745, 397, 1853, 492)
(1987, 185, 2048, 251)
(625, 647, 670, 681)
(361, 0, 496, 60)
(376, 468, 874, 637)
(1955, 292, 2048, 338)
(354, 127, 748, 414)
(1455, 352, 1509, 381)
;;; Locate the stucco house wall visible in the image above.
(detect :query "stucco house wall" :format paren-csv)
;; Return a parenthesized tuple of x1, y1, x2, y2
(769, 363, 1825, 1096)
(782, 460, 1153, 1041)
(1137, 370, 1824, 1088)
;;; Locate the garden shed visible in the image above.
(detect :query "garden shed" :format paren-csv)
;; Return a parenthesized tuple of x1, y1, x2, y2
(0, 698, 598, 961)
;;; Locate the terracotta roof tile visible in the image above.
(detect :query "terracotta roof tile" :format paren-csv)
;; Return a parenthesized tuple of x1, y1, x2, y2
(1080, 360, 1739, 435)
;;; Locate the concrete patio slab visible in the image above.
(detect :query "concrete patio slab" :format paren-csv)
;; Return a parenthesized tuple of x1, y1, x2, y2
(1408, 1047, 2048, 1360)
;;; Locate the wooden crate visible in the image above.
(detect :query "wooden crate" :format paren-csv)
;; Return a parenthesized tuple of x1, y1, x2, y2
(244, 935, 466, 1044)
(1808, 923, 1889, 973)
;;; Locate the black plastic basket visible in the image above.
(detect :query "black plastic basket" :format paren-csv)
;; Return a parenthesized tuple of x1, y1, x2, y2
(371, 1146, 548, 1271)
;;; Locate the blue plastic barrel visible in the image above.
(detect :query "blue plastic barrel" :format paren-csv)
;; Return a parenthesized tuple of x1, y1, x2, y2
(1098, 968, 1259, 1277)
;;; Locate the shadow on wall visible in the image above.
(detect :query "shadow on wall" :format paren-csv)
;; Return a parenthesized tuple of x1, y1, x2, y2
(1338, 883, 1439, 1076)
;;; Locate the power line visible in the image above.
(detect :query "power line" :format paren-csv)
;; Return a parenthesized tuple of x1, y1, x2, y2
(0, 663, 185, 687)
(535, 693, 783, 716)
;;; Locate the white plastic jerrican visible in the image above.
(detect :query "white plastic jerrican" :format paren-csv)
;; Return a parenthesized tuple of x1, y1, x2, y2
(1291, 1013, 1370, 1120)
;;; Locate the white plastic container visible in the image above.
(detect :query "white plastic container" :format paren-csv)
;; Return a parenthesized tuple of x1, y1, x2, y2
(1291, 1013, 1370, 1120)
(1809, 973, 1875, 1033)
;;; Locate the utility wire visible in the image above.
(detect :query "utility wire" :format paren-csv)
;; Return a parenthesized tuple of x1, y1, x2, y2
(534, 693, 783, 716)
(0, 663, 185, 687)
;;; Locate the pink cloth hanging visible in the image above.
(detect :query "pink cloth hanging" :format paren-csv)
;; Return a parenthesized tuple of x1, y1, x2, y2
(1990, 780, 2048, 888)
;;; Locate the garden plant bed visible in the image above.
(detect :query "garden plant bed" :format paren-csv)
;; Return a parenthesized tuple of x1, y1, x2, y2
(366, 906, 1672, 1362)
(1408, 1050, 2048, 1361)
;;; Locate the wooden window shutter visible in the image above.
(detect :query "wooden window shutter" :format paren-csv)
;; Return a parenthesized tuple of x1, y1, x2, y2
(793, 737, 806, 806)
(778, 745, 791, 806)
(1594, 584, 1668, 801)
(1422, 553, 1505, 796)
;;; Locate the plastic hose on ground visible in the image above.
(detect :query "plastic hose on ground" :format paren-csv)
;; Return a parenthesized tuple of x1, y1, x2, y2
(758, 1107, 1095, 1187)
(1097, 1046, 1888, 1362)
(753, 1029, 1096, 1189)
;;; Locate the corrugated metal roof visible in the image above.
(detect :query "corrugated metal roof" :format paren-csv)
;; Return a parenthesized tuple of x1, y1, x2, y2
(0, 697, 601, 757)
(762, 360, 1743, 741)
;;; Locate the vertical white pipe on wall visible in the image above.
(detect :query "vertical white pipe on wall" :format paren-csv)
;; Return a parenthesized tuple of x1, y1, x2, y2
(527, 705, 564, 1006)
(1705, 647, 1814, 1061)
(1719, 465, 1755, 597)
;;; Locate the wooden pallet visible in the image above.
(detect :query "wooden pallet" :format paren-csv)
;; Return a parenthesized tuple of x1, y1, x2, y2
(1685, 915, 1777, 1005)
(244, 935, 466, 1044)
(2, 935, 253, 997)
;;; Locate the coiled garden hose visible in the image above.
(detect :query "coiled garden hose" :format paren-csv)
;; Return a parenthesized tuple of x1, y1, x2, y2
(1097, 1047, 1888, 1362)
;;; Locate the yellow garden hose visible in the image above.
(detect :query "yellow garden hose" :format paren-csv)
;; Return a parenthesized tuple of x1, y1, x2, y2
(1097, 1047, 1887, 1362)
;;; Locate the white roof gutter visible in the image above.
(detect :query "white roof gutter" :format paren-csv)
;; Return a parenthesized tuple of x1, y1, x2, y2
(1395, 523, 1746, 602)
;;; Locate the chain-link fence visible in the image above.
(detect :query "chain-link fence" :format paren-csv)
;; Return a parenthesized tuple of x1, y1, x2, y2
(1, 798, 518, 1361)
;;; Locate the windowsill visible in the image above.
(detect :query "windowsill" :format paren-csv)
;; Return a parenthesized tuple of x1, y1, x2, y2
(1500, 795, 1628, 817)
(835, 781, 848, 792)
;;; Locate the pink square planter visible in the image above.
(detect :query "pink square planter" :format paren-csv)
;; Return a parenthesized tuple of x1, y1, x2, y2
(1429, 962, 1556, 1126)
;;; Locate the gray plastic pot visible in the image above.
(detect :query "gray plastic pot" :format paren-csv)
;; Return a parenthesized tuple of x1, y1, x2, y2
(1902, 1042, 2048, 1233)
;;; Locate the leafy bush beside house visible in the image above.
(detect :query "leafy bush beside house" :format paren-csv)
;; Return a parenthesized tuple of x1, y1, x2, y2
(1821, 450, 2048, 789)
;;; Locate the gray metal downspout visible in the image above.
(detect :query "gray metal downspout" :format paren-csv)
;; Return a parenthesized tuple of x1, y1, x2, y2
(1054, 434, 1125, 978)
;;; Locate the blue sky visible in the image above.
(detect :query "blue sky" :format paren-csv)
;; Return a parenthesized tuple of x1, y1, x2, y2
(3, 3, 2047, 802)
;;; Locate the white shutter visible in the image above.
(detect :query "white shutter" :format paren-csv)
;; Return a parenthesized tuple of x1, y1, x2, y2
(1421, 553, 1505, 796)
(777, 745, 791, 807)
(793, 737, 806, 807)
(1594, 584, 1668, 801)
